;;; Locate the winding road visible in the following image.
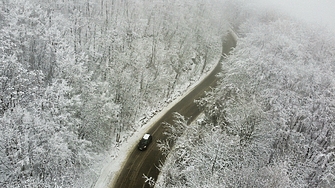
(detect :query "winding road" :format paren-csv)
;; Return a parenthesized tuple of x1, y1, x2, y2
(98, 30, 237, 188)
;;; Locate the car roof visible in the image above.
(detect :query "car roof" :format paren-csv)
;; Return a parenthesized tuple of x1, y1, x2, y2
(143, 133, 151, 139)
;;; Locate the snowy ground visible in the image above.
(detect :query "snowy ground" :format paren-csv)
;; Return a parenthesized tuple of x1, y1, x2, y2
(93, 58, 221, 188)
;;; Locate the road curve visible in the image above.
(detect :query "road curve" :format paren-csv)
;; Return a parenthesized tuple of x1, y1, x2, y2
(104, 30, 237, 188)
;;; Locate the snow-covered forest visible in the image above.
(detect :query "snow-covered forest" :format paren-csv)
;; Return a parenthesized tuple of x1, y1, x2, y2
(0, 0, 227, 187)
(157, 1, 335, 188)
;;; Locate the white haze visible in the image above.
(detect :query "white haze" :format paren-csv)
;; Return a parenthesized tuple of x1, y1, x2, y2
(249, 0, 335, 31)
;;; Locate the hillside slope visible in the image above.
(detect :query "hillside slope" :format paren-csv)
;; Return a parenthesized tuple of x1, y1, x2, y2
(156, 3, 335, 188)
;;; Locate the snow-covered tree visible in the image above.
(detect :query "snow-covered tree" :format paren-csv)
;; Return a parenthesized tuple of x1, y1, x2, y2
(158, 1, 335, 187)
(1, 0, 231, 186)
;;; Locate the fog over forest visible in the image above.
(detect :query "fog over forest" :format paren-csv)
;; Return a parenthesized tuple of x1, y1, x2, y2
(1, 0, 335, 187)
(251, 0, 335, 30)
(157, 0, 335, 187)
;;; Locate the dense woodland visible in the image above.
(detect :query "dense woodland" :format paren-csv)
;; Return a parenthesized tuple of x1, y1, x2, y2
(0, 0, 226, 187)
(157, 1, 335, 188)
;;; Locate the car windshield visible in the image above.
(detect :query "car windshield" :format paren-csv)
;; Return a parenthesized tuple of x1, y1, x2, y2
(140, 138, 149, 145)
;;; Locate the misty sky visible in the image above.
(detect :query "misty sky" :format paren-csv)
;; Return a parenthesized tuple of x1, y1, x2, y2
(250, 0, 335, 30)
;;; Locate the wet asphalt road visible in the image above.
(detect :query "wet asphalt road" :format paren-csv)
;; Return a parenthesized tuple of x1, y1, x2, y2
(111, 31, 237, 188)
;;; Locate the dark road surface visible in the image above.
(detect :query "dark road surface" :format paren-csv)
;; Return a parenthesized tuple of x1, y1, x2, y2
(111, 31, 237, 188)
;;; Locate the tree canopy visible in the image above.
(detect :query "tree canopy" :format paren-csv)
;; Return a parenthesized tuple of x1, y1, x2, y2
(0, 0, 227, 186)
(157, 1, 335, 187)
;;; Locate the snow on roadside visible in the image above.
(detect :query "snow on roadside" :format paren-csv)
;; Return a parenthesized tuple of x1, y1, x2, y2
(93, 57, 221, 188)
